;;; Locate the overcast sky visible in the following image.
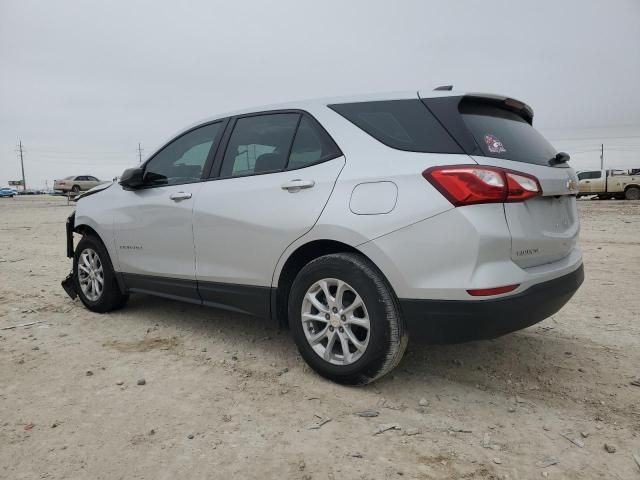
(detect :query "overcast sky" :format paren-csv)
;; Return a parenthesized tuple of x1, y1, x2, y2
(1, 0, 639, 189)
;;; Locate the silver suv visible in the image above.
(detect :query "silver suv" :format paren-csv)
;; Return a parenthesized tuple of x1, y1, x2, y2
(61, 90, 584, 385)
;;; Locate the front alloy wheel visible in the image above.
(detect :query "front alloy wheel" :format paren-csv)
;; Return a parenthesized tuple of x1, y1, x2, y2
(77, 248, 104, 301)
(301, 278, 370, 365)
(72, 234, 128, 312)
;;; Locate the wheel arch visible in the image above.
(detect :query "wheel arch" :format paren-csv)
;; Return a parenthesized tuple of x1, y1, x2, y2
(74, 222, 100, 239)
(273, 239, 385, 329)
(73, 221, 125, 293)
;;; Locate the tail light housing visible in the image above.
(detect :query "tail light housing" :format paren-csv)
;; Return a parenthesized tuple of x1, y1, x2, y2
(422, 165, 541, 206)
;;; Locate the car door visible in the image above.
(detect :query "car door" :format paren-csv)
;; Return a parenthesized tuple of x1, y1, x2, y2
(589, 170, 605, 193)
(74, 176, 87, 190)
(86, 176, 100, 189)
(192, 112, 345, 316)
(578, 171, 597, 194)
(113, 121, 226, 300)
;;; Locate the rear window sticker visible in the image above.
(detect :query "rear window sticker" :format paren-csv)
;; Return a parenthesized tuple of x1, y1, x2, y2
(484, 134, 506, 153)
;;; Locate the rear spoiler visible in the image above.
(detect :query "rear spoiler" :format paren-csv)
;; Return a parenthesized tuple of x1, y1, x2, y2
(418, 92, 535, 156)
(464, 93, 534, 125)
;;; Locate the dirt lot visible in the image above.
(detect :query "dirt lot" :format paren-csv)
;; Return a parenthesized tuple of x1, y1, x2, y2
(1, 196, 639, 479)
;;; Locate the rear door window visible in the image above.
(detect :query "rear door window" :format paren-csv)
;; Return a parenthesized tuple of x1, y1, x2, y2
(459, 101, 557, 166)
(328, 100, 462, 153)
(220, 114, 300, 177)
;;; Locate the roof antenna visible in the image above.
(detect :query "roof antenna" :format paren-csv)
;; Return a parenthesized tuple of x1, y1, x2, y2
(434, 85, 453, 91)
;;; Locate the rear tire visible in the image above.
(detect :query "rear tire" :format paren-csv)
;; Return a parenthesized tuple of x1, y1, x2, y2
(289, 253, 407, 385)
(73, 234, 128, 312)
(625, 186, 640, 200)
(71, 185, 80, 193)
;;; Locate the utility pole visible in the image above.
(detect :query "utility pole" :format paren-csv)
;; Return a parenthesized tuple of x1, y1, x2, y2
(18, 140, 26, 191)
(137, 142, 144, 164)
(600, 143, 604, 170)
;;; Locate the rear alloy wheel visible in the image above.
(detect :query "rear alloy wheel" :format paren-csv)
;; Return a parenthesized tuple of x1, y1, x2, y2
(71, 185, 80, 193)
(289, 253, 407, 385)
(625, 186, 640, 200)
(301, 278, 370, 366)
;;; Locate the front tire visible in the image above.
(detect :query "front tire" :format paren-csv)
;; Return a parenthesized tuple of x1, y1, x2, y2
(289, 253, 407, 385)
(73, 235, 128, 312)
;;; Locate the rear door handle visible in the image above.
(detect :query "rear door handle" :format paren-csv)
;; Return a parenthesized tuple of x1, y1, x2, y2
(281, 179, 315, 192)
(169, 191, 192, 201)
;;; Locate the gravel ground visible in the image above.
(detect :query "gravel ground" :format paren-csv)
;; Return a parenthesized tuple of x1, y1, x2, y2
(1, 196, 639, 479)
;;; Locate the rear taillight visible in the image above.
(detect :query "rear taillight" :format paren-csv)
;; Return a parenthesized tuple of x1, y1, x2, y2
(422, 165, 541, 206)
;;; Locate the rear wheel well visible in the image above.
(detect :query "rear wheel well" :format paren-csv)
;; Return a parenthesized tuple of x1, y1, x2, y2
(275, 240, 371, 329)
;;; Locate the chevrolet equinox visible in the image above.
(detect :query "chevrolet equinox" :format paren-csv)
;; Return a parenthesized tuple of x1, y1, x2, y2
(62, 89, 584, 385)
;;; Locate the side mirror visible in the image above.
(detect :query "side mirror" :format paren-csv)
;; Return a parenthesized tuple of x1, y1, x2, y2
(119, 167, 144, 189)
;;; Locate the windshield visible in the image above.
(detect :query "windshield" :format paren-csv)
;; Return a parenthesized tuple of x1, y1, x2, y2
(459, 101, 557, 166)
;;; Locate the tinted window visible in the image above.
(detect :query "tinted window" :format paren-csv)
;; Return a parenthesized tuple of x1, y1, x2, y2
(328, 100, 461, 153)
(145, 122, 222, 186)
(459, 101, 557, 166)
(220, 114, 299, 177)
(288, 116, 341, 169)
(76, 176, 88, 181)
(578, 171, 601, 180)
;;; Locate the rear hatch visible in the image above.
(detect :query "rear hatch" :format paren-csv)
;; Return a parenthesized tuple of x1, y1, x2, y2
(421, 93, 580, 268)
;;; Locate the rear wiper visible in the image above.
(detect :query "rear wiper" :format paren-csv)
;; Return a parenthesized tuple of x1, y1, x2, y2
(548, 152, 570, 166)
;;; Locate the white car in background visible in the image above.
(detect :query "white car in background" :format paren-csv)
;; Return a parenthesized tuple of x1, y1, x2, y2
(61, 89, 584, 385)
(54, 175, 106, 193)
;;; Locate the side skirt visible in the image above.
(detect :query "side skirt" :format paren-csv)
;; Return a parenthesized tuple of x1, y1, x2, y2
(119, 272, 273, 320)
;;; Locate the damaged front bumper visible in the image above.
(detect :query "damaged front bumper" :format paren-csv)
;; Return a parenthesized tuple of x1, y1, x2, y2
(61, 211, 77, 299)
(61, 272, 77, 299)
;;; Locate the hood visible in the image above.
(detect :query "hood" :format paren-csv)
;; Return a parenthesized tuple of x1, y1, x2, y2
(75, 181, 114, 201)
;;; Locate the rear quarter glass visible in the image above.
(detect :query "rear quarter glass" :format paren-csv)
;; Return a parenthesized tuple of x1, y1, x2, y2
(458, 101, 557, 166)
(328, 100, 462, 154)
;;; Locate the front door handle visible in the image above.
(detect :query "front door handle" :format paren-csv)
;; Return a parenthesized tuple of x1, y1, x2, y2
(169, 191, 192, 201)
(281, 179, 315, 193)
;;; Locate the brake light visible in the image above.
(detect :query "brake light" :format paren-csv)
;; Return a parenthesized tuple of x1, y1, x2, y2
(467, 284, 519, 296)
(422, 165, 541, 206)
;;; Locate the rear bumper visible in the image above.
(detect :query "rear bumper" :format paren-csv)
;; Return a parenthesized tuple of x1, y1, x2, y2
(399, 263, 584, 343)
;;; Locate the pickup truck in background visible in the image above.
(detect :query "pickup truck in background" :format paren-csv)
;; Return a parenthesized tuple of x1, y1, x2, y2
(577, 169, 640, 200)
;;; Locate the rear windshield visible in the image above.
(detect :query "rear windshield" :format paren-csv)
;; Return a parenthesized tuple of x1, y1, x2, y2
(328, 100, 462, 154)
(459, 101, 556, 166)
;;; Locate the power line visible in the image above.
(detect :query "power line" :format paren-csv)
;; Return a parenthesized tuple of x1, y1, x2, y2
(547, 134, 640, 142)
(26, 148, 133, 155)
